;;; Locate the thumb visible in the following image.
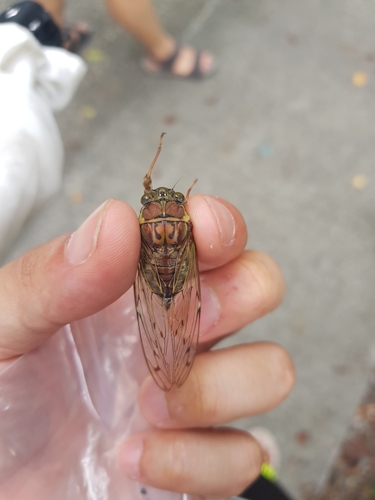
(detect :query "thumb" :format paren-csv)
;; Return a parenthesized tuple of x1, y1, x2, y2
(0, 199, 140, 360)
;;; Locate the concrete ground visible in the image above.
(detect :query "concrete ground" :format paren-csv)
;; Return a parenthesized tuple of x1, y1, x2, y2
(1, 0, 375, 498)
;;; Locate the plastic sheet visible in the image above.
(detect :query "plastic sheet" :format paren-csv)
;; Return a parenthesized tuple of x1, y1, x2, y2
(0, 289, 185, 500)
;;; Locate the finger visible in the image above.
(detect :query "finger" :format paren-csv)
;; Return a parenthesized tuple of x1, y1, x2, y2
(199, 250, 285, 344)
(119, 428, 263, 498)
(139, 342, 295, 429)
(0, 199, 140, 359)
(187, 195, 248, 271)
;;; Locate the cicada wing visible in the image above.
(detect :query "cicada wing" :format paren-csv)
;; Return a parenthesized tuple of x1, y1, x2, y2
(169, 236, 201, 387)
(134, 245, 174, 392)
(134, 233, 201, 391)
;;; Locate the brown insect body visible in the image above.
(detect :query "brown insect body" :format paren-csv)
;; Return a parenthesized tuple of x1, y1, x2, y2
(140, 196, 191, 304)
(134, 135, 200, 391)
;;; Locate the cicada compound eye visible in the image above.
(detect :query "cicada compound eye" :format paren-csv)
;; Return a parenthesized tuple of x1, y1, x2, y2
(173, 192, 185, 203)
(141, 193, 152, 205)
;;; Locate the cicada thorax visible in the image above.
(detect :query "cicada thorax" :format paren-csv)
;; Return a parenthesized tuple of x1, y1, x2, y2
(139, 194, 192, 305)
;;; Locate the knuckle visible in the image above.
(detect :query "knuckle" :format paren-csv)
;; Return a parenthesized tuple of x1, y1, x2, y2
(14, 246, 62, 332)
(189, 363, 220, 423)
(167, 438, 189, 487)
(246, 251, 285, 314)
(17, 250, 39, 293)
(142, 435, 189, 490)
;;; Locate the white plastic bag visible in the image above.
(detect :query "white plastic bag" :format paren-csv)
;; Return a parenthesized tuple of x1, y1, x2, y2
(0, 23, 86, 256)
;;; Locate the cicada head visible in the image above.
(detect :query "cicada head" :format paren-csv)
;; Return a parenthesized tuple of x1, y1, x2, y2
(139, 187, 188, 222)
(140, 187, 185, 205)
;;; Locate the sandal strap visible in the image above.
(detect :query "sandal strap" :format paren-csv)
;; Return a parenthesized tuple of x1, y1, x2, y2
(158, 43, 181, 71)
(159, 47, 205, 79)
(189, 50, 204, 79)
(144, 44, 215, 80)
(61, 25, 91, 54)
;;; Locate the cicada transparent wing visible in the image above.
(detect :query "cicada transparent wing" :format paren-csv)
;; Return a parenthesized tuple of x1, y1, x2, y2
(134, 228, 200, 392)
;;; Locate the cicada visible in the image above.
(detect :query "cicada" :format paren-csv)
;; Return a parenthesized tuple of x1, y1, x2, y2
(134, 134, 201, 392)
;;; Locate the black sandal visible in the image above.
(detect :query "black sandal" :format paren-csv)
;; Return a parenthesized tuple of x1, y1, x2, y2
(61, 23, 91, 54)
(141, 43, 218, 80)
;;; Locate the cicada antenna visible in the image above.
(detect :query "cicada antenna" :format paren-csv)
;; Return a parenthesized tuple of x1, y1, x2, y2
(143, 132, 166, 192)
(172, 176, 184, 190)
(186, 178, 198, 200)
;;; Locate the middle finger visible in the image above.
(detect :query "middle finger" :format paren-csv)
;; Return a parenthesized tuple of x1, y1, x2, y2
(139, 341, 295, 429)
(198, 249, 285, 345)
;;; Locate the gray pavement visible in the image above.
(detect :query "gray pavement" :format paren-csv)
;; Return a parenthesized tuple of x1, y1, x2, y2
(2, 0, 375, 498)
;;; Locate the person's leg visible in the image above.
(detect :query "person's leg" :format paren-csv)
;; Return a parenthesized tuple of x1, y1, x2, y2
(107, 0, 172, 58)
(106, 0, 214, 77)
(30, 0, 89, 52)
(35, 0, 64, 27)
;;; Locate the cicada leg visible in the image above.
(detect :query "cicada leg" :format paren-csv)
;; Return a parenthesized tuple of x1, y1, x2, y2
(143, 132, 166, 192)
(186, 178, 198, 200)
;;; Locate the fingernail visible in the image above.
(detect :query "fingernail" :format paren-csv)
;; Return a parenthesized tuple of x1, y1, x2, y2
(66, 200, 112, 266)
(140, 379, 172, 427)
(204, 196, 235, 247)
(118, 437, 143, 479)
(199, 279, 221, 338)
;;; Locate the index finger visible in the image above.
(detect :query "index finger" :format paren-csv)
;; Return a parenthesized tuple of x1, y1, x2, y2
(188, 195, 247, 271)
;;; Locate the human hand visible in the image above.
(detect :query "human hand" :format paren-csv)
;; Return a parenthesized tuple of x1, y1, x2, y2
(0, 196, 294, 499)
(117, 195, 294, 499)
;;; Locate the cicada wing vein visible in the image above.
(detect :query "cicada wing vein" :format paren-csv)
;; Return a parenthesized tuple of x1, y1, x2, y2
(170, 236, 201, 387)
(135, 271, 173, 391)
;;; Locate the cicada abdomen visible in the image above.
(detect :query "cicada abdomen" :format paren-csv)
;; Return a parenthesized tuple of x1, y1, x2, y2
(134, 134, 201, 392)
